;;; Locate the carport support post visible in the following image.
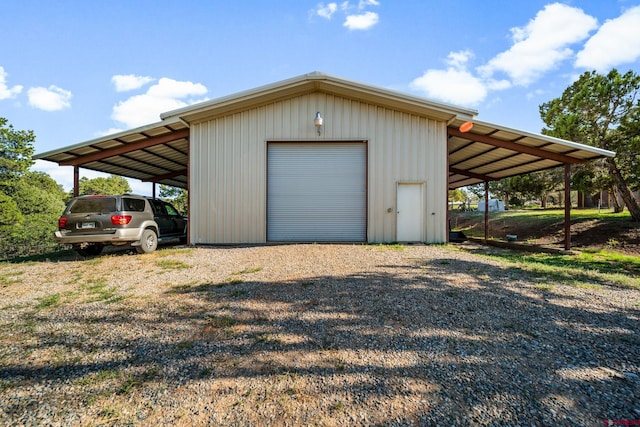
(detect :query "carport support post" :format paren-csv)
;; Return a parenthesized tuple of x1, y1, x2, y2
(564, 164, 571, 251)
(484, 181, 489, 242)
(73, 166, 79, 197)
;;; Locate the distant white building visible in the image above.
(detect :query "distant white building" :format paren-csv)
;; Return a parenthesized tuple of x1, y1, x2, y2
(478, 199, 505, 212)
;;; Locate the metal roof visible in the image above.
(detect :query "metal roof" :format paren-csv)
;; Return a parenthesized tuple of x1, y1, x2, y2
(446, 118, 614, 189)
(34, 72, 614, 191)
(34, 118, 190, 189)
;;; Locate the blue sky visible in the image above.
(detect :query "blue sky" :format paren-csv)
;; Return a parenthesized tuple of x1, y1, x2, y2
(2, 0, 640, 193)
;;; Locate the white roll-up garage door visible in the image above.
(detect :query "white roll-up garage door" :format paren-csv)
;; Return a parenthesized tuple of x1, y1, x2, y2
(267, 142, 366, 242)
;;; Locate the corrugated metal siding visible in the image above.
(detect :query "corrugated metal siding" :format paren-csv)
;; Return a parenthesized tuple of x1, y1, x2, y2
(267, 143, 366, 241)
(190, 92, 448, 244)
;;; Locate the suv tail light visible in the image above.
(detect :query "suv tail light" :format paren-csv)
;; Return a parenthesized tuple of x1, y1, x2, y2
(58, 217, 68, 229)
(111, 215, 132, 225)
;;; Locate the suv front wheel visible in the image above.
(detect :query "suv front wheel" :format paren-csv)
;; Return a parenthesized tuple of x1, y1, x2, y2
(136, 229, 158, 254)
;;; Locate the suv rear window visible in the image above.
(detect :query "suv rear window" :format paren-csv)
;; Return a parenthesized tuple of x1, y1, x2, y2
(68, 198, 117, 214)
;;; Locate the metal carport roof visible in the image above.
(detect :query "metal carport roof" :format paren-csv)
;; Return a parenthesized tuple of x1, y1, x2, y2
(35, 118, 190, 189)
(446, 118, 614, 189)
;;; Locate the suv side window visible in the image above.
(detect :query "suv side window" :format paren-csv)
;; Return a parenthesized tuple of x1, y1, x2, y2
(149, 200, 167, 216)
(163, 202, 180, 216)
(122, 197, 146, 212)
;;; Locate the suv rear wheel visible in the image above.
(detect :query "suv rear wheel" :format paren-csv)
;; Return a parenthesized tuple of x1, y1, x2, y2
(136, 229, 158, 254)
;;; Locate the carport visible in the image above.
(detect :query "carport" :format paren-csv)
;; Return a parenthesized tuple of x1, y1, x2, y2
(34, 74, 614, 250)
(446, 118, 614, 250)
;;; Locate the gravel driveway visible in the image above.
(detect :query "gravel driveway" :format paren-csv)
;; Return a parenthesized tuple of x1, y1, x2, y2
(1, 243, 638, 426)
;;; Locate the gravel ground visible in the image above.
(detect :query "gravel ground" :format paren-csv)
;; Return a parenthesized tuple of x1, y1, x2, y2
(0, 243, 639, 426)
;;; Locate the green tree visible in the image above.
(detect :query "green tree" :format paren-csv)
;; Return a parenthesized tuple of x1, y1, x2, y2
(159, 185, 188, 214)
(488, 178, 517, 209)
(527, 169, 563, 208)
(571, 160, 616, 207)
(0, 193, 23, 226)
(539, 69, 640, 220)
(448, 189, 466, 203)
(0, 118, 69, 259)
(0, 117, 35, 181)
(77, 175, 131, 196)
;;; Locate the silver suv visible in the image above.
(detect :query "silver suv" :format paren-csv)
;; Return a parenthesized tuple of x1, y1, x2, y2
(55, 194, 187, 256)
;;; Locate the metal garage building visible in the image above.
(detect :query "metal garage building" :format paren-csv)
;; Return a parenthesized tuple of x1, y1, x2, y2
(35, 72, 615, 246)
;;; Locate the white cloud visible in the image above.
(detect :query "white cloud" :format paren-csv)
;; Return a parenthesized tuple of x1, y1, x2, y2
(316, 1, 380, 29)
(446, 49, 474, 69)
(344, 11, 379, 30)
(576, 5, 640, 71)
(0, 66, 23, 100)
(111, 74, 155, 92)
(411, 68, 488, 106)
(410, 50, 508, 106)
(316, 2, 338, 19)
(478, 3, 597, 86)
(358, 0, 379, 9)
(111, 77, 208, 128)
(409, 3, 604, 106)
(27, 85, 72, 111)
(147, 78, 207, 98)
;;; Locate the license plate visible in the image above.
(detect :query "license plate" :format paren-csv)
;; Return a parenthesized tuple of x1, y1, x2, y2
(80, 222, 96, 229)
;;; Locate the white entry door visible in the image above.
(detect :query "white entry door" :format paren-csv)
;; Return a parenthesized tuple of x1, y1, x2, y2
(397, 183, 423, 242)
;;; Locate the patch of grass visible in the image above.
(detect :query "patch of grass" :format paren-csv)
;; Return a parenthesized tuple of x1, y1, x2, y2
(155, 259, 191, 270)
(330, 400, 346, 412)
(169, 282, 197, 292)
(75, 369, 120, 386)
(534, 284, 555, 292)
(254, 333, 282, 345)
(81, 278, 125, 304)
(371, 243, 405, 251)
(117, 375, 139, 395)
(98, 405, 122, 420)
(155, 248, 195, 258)
(0, 270, 23, 287)
(36, 293, 62, 309)
(225, 277, 244, 285)
(465, 249, 640, 290)
(83, 257, 104, 266)
(206, 314, 236, 328)
(232, 266, 263, 275)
